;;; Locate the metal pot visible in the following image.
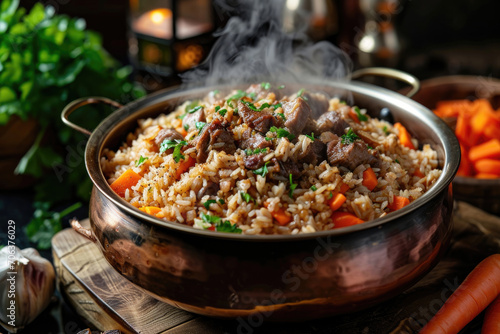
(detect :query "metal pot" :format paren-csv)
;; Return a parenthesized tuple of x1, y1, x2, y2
(61, 68, 459, 321)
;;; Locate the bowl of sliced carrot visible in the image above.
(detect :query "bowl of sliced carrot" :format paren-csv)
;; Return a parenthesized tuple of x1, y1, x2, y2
(411, 75, 500, 215)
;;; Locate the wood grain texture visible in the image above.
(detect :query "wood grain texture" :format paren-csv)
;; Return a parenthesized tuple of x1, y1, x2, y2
(52, 220, 195, 334)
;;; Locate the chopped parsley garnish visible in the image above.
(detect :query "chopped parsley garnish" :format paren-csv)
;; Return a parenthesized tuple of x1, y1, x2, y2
(135, 156, 148, 167)
(305, 133, 315, 141)
(227, 90, 256, 104)
(215, 220, 242, 233)
(297, 88, 308, 101)
(310, 185, 317, 191)
(160, 139, 188, 162)
(395, 159, 400, 164)
(200, 213, 242, 233)
(289, 174, 298, 198)
(218, 199, 225, 205)
(265, 137, 272, 141)
(275, 112, 286, 121)
(203, 200, 217, 209)
(195, 121, 207, 133)
(278, 85, 285, 89)
(253, 162, 269, 177)
(178, 113, 187, 120)
(383, 126, 390, 135)
(354, 106, 368, 122)
(184, 124, 189, 131)
(185, 100, 199, 112)
(328, 192, 333, 199)
(269, 126, 295, 141)
(187, 105, 203, 114)
(244, 101, 271, 112)
(261, 82, 271, 89)
(245, 148, 268, 156)
(215, 105, 227, 116)
(341, 129, 360, 144)
(272, 103, 282, 110)
(241, 192, 254, 203)
(367, 145, 374, 150)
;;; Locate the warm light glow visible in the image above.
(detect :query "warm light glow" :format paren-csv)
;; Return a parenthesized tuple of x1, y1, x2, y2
(149, 8, 172, 25)
(286, 0, 300, 11)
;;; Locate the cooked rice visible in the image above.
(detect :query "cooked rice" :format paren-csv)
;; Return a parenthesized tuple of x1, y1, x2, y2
(101, 86, 442, 235)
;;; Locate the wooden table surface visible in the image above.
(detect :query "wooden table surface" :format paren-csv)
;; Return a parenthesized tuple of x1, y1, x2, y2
(52, 202, 500, 334)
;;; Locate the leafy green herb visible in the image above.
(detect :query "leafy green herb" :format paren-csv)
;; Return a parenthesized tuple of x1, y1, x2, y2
(367, 145, 373, 150)
(383, 126, 390, 135)
(215, 105, 227, 116)
(26, 202, 82, 250)
(310, 185, 317, 191)
(200, 213, 242, 233)
(178, 113, 187, 120)
(135, 156, 148, 167)
(261, 82, 271, 89)
(289, 174, 298, 198)
(0, 1, 146, 207)
(272, 103, 282, 110)
(328, 192, 333, 199)
(160, 139, 187, 162)
(195, 121, 206, 133)
(275, 112, 286, 121)
(305, 133, 315, 141)
(278, 85, 285, 89)
(241, 192, 254, 203)
(228, 90, 247, 102)
(353, 106, 368, 122)
(269, 126, 295, 141)
(341, 129, 360, 144)
(218, 199, 225, 205)
(203, 199, 217, 209)
(214, 220, 242, 233)
(187, 105, 203, 114)
(253, 162, 270, 177)
(244, 101, 271, 112)
(297, 88, 308, 100)
(265, 137, 272, 141)
(395, 159, 400, 164)
(184, 124, 189, 131)
(245, 148, 267, 156)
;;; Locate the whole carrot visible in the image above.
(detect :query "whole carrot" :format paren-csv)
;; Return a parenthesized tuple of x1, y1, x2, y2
(420, 254, 500, 334)
(482, 295, 500, 334)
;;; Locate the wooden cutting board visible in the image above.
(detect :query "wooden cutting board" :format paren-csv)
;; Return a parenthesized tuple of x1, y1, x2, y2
(52, 203, 500, 334)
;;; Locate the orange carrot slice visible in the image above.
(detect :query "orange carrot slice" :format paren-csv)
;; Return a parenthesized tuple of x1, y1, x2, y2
(110, 169, 142, 197)
(388, 196, 410, 211)
(394, 122, 415, 150)
(474, 158, 500, 176)
(270, 207, 292, 226)
(362, 167, 378, 191)
(327, 193, 346, 212)
(331, 211, 364, 228)
(469, 139, 500, 162)
(175, 156, 196, 180)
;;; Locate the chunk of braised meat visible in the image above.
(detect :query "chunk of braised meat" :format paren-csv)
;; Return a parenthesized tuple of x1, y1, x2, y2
(282, 97, 312, 137)
(182, 107, 205, 132)
(278, 160, 302, 179)
(197, 181, 220, 200)
(302, 118, 319, 136)
(238, 101, 278, 134)
(297, 139, 326, 165)
(303, 92, 329, 119)
(153, 128, 184, 153)
(240, 128, 272, 150)
(327, 140, 380, 170)
(246, 84, 283, 100)
(317, 110, 349, 136)
(193, 119, 236, 162)
(244, 152, 266, 170)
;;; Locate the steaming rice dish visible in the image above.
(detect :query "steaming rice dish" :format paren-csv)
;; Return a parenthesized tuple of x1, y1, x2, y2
(101, 84, 442, 234)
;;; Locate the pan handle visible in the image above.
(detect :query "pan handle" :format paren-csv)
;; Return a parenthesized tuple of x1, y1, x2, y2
(351, 67, 420, 98)
(70, 218, 97, 243)
(61, 97, 123, 136)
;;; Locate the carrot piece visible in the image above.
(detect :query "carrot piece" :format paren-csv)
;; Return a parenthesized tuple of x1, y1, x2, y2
(110, 169, 142, 197)
(470, 109, 494, 145)
(394, 122, 415, 150)
(388, 195, 410, 211)
(413, 168, 425, 178)
(469, 139, 500, 162)
(434, 100, 472, 118)
(420, 254, 500, 334)
(475, 173, 500, 179)
(457, 144, 472, 177)
(473, 159, 500, 176)
(349, 109, 360, 123)
(362, 167, 378, 191)
(482, 295, 500, 334)
(455, 110, 474, 148)
(138, 206, 162, 215)
(270, 207, 293, 226)
(339, 182, 350, 194)
(175, 156, 196, 180)
(327, 193, 346, 212)
(331, 211, 364, 228)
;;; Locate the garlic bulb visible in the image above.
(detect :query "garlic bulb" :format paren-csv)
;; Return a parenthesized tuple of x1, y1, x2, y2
(0, 246, 55, 332)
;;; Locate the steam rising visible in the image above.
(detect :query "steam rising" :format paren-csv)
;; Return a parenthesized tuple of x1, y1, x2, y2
(181, 0, 352, 86)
